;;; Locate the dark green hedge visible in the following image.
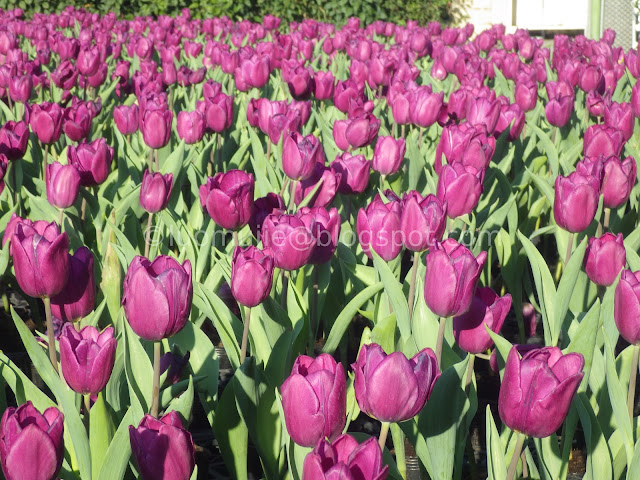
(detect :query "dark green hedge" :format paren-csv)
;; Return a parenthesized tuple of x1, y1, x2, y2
(2, 0, 453, 27)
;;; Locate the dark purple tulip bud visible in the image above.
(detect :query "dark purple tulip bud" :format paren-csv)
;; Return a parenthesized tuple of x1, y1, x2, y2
(0, 120, 29, 160)
(453, 287, 512, 354)
(205, 92, 233, 133)
(160, 351, 191, 385)
(249, 193, 286, 238)
(353, 343, 440, 422)
(199, 170, 254, 231)
(235, 55, 271, 90)
(544, 80, 575, 127)
(129, 412, 195, 480)
(498, 346, 584, 438)
(615, 270, 640, 344)
(268, 111, 300, 145)
(261, 213, 315, 270)
(46, 162, 81, 209)
(86, 64, 108, 89)
(50, 247, 95, 323)
(8, 75, 32, 103)
(177, 111, 205, 145)
(411, 88, 445, 128)
(495, 103, 525, 141)
(302, 434, 388, 480)
(372, 136, 405, 176)
(604, 102, 635, 141)
(59, 324, 116, 395)
(333, 79, 364, 113)
(29, 102, 64, 144)
(294, 163, 340, 208)
(67, 138, 114, 187)
(122, 256, 193, 341)
(63, 104, 92, 142)
(391, 90, 412, 125)
(0, 401, 64, 480)
(466, 97, 501, 134)
(77, 45, 101, 77)
(578, 64, 603, 93)
(435, 123, 495, 175)
(583, 125, 626, 157)
(282, 132, 324, 181)
(141, 108, 172, 150)
(601, 155, 636, 208)
(0, 31, 17, 55)
(554, 171, 600, 233)
(401, 192, 447, 251)
(297, 207, 341, 264)
(584, 233, 626, 287)
(281, 354, 347, 447)
(357, 196, 403, 261)
(313, 71, 335, 100)
(113, 104, 139, 136)
(231, 246, 274, 307)
(436, 163, 484, 219)
(11, 222, 70, 298)
(330, 152, 371, 195)
(202, 80, 222, 101)
(286, 64, 314, 100)
(424, 239, 487, 317)
(140, 170, 173, 214)
(515, 80, 537, 112)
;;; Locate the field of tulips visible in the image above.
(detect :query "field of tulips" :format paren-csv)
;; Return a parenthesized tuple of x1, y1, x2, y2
(3, 5, 640, 480)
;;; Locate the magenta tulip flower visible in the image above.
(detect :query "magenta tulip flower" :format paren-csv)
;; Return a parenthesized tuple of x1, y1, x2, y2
(199, 170, 254, 231)
(401, 192, 447, 252)
(357, 195, 403, 261)
(601, 155, 636, 209)
(282, 132, 324, 181)
(0, 121, 29, 161)
(614, 270, 640, 345)
(554, 171, 600, 233)
(113, 104, 139, 136)
(372, 136, 405, 176)
(584, 233, 626, 287)
(140, 170, 173, 214)
(46, 162, 81, 209)
(297, 207, 341, 264)
(261, 213, 316, 270)
(231, 246, 274, 307)
(177, 111, 205, 145)
(436, 163, 484, 219)
(140, 108, 173, 150)
(30, 102, 64, 144)
(294, 163, 340, 208)
(331, 152, 371, 195)
(50, 247, 95, 323)
(67, 138, 114, 187)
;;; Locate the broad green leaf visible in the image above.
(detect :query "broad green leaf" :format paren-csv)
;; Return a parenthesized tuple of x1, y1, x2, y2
(90, 392, 116, 479)
(371, 249, 411, 340)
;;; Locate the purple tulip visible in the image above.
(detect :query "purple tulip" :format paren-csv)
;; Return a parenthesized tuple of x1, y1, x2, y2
(160, 351, 191, 386)
(62, 104, 93, 142)
(601, 155, 637, 208)
(294, 163, 340, 208)
(231, 246, 274, 307)
(554, 171, 600, 233)
(122, 256, 193, 341)
(515, 80, 538, 112)
(0, 401, 64, 480)
(411, 87, 444, 128)
(249, 193, 286, 238)
(604, 102, 635, 141)
(129, 412, 195, 480)
(8, 75, 32, 103)
(330, 152, 371, 195)
(545, 81, 575, 127)
(261, 213, 316, 271)
(282, 132, 324, 181)
(401, 192, 447, 252)
(140, 170, 173, 214)
(199, 170, 254, 231)
(372, 136, 405, 176)
(302, 434, 388, 480)
(177, 111, 205, 145)
(67, 138, 114, 187)
(205, 92, 234, 133)
(51, 60, 79, 90)
(466, 97, 501, 134)
(285, 64, 314, 100)
(357, 195, 403, 261)
(453, 287, 512, 354)
(424, 239, 487, 317)
(614, 270, 640, 345)
(435, 123, 495, 175)
(353, 343, 440, 422)
(0, 121, 29, 161)
(30, 102, 64, 144)
(235, 55, 271, 90)
(584, 233, 626, 287)
(313, 71, 335, 100)
(46, 162, 81, 209)
(113, 104, 139, 136)
(333, 79, 364, 113)
(11, 222, 69, 299)
(77, 45, 101, 77)
(498, 346, 584, 438)
(50, 247, 95, 323)
(495, 102, 525, 141)
(436, 163, 484, 219)
(297, 207, 341, 264)
(59, 324, 116, 395)
(583, 125, 625, 158)
(281, 354, 346, 447)
(141, 108, 173, 150)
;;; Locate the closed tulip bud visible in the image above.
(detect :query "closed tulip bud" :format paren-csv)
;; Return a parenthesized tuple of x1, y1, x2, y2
(281, 354, 347, 447)
(51, 60, 79, 90)
(498, 346, 584, 438)
(140, 170, 173, 214)
(30, 102, 64, 144)
(331, 152, 371, 195)
(303, 434, 388, 480)
(205, 92, 234, 133)
(313, 71, 335, 100)
(235, 55, 271, 90)
(333, 79, 363, 113)
(122, 256, 193, 341)
(466, 97, 501, 133)
(0, 401, 64, 480)
(391, 90, 412, 125)
(372, 136, 405, 176)
(615, 270, 640, 344)
(545, 95, 574, 127)
(87, 64, 108, 89)
(294, 163, 340, 208)
(357, 196, 403, 261)
(601, 155, 636, 208)
(59, 324, 116, 395)
(0, 121, 29, 160)
(68, 138, 114, 187)
(424, 239, 487, 317)
(453, 287, 512, 354)
(297, 207, 341, 264)
(249, 193, 286, 238)
(50, 247, 95, 323)
(8, 75, 32, 103)
(583, 125, 626, 158)
(604, 102, 635, 141)
(11, 222, 69, 298)
(401, 192, 447, 251)
(436, 163, 484, 219)
(63, 105, 92, 142)
(199, 170, 254, 230)
(554, 171, 600, 233)
(130, 412, 195, 480)
(412, 88, 445, 128)
(495, 103, 525, 141)
(141, 108, 172, 150)
(46, 162, 81, 209)
(282, 132, 324, 181)
(261, 213, 315, 270)
(286, 65, 314, 100)
(578, 64, 603, 93)
(343, 113, 381, 150)
(515, 81, 537, 111)
(584, 233, 626, 287)
(177, 111, 205, 144)
(435, 123, 495, 175)
(77, 45, 101, 77)
(231, 246, 274, 307)
(353, 343, 440, 422)
(113, 104, 139, 135)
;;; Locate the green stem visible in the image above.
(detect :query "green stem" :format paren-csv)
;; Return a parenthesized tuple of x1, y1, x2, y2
(604, 208, 611, 231)
(465, 354, 476, 394)
(150, 342, 162, 417)
(145, 213, 153, 258)
(378, 421, 391, 450)
(43, 297, 59, 374)
(436, 316, 447, 367)
(288, 180, 298, 212)
(281, 271, 289, 309)
(240, 307, 251, 364)
(83, 394, 91, 435)
(628, 344, 639, 425)
(233, 230, 239, 250)
(154, 149, 159, 172)
(408, 251, 420, 320)
(390, 423, 407, 480)
(58, 209, 64, 230)
(564, 232, 574, 266)
(310, 267, 319, 353)
(42, 143, 49, 183)
(506, 433, 526, 480)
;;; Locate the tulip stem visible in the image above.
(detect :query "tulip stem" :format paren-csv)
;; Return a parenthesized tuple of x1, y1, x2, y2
(378, 421, 390, 450)
(309, 267, 319, 353)
(240, 307, 251, 364)
(43, 297, 59, 374)
(604, 208, 611, 231)
(150, 341, 162, 417)
(418, 128, 424, 147)
(380, 174, 386, 190)
(408, 251, 420, 320)
(465, 354, 476, 394)
(6, 91, 12, 111)
(42, 143, 49, 183)
(390, 423, 407, 480)
(145, 213, 153, 258)
(281, 271, 289, 309)
(401, 124, 406, 139)
(11, 162, 18, 212)
(154, 149, 159, 172)
(233, 231, 239, 249)
(435, 316, 447, 367)
(83, 394, 91, 434)
(564, 232, 574, 266)
(628, 344, 639, 424)
(58, 209, 64, 230)
(506, 432, 525, 480)
(279, 177, 290, 197)
(266, 140, 271, 164)
(288, 180, 297, 212)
